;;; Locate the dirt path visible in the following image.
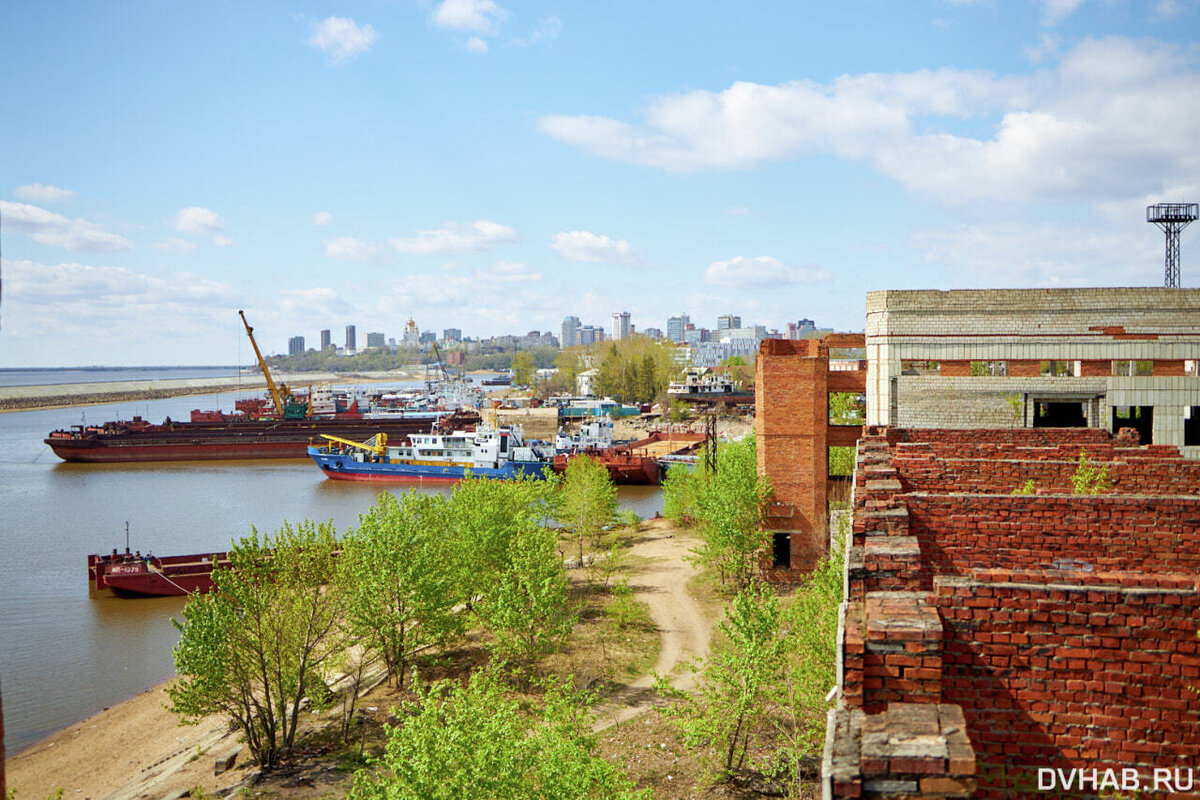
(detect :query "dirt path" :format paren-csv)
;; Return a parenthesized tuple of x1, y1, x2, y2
(592, 519, 717, 731)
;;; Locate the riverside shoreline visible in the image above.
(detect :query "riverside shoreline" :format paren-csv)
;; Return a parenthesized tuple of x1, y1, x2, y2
(0, 371, 417, 413)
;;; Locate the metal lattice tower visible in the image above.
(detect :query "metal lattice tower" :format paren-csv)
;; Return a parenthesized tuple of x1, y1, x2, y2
(1147, 203, 1198, 288)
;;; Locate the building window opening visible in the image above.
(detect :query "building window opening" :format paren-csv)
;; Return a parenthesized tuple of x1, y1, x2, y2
(1186, 360, 1197, 376)
(829, 392, 865, 426)
(1034, 401, 1087, 427)
(1112, 405, 1154, 444)
(970, 361, 1009, 376)
(1185, 407, 1200, 447)
(772, 533, 791, 569)
(1113, 360, 1154, 377)
(901, 360, 939, 375)
(1040, 360, 1074, 377)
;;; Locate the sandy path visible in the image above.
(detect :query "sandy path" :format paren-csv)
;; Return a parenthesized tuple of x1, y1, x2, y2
(592, 520, 716, 731)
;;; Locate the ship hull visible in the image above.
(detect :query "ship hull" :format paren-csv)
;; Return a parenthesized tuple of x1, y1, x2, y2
(310, 449, 549, 482)
(88, 551, 228, 597)
(552, 451, 662, 485)
(46, 412, 480, 463)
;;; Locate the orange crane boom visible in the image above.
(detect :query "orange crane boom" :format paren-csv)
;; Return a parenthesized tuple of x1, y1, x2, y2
(238, 310, 285, 417)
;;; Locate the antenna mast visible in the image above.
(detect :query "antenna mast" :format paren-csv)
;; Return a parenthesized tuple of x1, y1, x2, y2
(1147, 203, 1198, 288)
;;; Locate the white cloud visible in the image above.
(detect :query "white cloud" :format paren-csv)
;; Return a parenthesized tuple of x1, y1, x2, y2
(174, 206, 225, 235)
(538, 37, 1200, 207)
(5, 258, 238, 325)
(323, 237, 384, 263)
(704, 256, 831, 287)
(466, 36, 488, 54)
(725, 206, 751, 216)
(14, 183, 76, 203)
(390, 220, 517, 254)
(279, 287, 349, 316)
(432, 0, 508, 35)
(312, 211, 334, 226)
(152, 237, 198, 253)
(212, 235, 233, 247)
(1152, 0, 1186, 19)
(478, 261, 542, 282)
(911, 220, 1160, 287)
(550, 231, 638, 264)
(510, 16, 561, 48)
(1, 200, 132, 252)
(308, 16, 377, 64)
(1023, 33, 1060, 65)
(1040, 0, 1085, 25)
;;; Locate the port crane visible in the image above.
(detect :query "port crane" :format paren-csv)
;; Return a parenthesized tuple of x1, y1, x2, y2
(319, 432, 388, 456)
(238, 309, 296, 418)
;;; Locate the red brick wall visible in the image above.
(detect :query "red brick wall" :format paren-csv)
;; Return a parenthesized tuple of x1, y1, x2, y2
(939, 360, 971, 377)
(892, 454, 1200, 496)
(1080, 359, 1111, 377)
(1009, 360, 1041, 377)
(936, 572, 1200, 799)
(1155, 359, 1187, 376)
(906, 494, 1200, 574)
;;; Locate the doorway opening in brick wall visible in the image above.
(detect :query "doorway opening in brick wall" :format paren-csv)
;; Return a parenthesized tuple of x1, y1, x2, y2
(1113, 405, 1154, 444)
(772, 532, 791, 569)
(1033, 400, 1087, 428)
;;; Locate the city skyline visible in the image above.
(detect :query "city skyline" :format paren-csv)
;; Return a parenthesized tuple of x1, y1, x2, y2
(2, 2, 1198, 366)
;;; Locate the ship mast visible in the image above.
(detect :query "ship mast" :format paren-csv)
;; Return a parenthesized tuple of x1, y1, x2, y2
(238, 310, 285, 417)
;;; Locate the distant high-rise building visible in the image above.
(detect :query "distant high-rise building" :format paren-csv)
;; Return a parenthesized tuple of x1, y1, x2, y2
(366, 332, 386, 348)
(643, 327, 663, 340)
(345, 325, 356, 352)
(579, 325, 606, 345)
(611, 311, 631, 340)
(667, 314, 690, 343)
(320, 329, 331, 350)
(717, 314, 741, 331)
(561, 315, 581, 348)
(786, 318, 817, 339)
(419, 331, 436, 345)
(684, 327, 709, 345)
(443, 328, 462, 343)
(288, 336, 305, 356)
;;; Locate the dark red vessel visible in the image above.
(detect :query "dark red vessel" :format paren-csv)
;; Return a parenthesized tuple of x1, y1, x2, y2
(88, 548, 228, 597)
(551, 430, 705, 485)
(45, 409, 481, 463)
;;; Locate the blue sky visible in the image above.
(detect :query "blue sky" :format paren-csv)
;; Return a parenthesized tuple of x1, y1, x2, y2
(2, 0, 1198, 366)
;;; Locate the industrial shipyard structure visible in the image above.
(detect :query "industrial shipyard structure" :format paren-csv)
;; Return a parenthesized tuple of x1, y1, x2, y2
(756, 288, 1200, 798)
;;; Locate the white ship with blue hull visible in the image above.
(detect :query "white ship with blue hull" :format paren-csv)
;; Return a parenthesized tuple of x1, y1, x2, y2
(307, 424, 551, 482)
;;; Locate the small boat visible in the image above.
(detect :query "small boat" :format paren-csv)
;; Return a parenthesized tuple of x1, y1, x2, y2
(667, 367, 754, 403)
(88, 547, 228, 597)
(308, 424, 552, 482)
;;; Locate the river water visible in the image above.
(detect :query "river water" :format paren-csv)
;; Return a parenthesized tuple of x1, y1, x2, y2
(0, 385, 663, 755)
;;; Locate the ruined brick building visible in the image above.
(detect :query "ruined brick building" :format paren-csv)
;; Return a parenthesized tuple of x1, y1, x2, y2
(755, 288, 1200, 798)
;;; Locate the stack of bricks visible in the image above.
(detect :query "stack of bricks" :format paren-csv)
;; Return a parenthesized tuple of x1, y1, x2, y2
(825, 704, 977, 798)
(824, 425, 1200, 798)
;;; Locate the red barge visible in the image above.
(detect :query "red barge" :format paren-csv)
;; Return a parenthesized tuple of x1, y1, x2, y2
(46, 409, 480, 463)
(551, 429, 705, 485)
(88, 547, 228, 597)
(45, 309, 482, 463)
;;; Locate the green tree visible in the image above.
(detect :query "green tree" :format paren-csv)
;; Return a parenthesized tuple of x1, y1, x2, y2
(1071, 449, 1113, 495)
(557, 454, 618, 564)
(511, 350, 535, 387)
(338, 492, 463, 689)
(168, 521, 345, 767)
(666, 582, 787, 778)
(594, 345, 624, 399)
(664, 437, 773, 588)
(348, 668, 648, 800)
(445, 475, 559, 603)
(475, 526, 575, 680)
(770, 527, 845, 792)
